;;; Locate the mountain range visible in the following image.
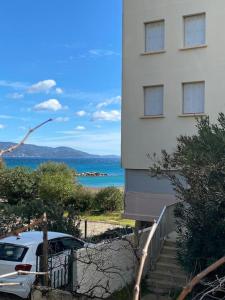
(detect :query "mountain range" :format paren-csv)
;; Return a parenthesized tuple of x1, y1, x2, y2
(0, 142, 119, 159)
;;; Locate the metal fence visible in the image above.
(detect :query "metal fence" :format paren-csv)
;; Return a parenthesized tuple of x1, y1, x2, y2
(36, 250, 73, 289)
(148, 203, 176, 270)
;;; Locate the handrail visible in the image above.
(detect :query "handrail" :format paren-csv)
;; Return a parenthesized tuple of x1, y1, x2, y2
(148, 203, 176, 271)
(133, 203, 177, 300)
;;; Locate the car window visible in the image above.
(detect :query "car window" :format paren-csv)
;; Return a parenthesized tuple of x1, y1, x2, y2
(36, 240, 65, 256)
(36, 237, 84, 256)
(61, 237, 84, 250)
(0, 243, 28, 262)
(48, 240, 64, 255)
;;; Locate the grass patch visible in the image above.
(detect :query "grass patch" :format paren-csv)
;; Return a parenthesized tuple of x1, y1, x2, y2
(81, 211, 135, 227)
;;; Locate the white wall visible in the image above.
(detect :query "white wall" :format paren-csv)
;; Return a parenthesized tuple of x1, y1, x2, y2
(122, 0, 225, 170)
(72, 228, 152, 299)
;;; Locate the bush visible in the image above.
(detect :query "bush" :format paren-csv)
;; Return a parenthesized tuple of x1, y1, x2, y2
(66, 186, 95, 213)
(151, 113, 225, 274)
(0, 162, 81, 237)
(0, 167, 38, 205)
(94, 187, 123, 213)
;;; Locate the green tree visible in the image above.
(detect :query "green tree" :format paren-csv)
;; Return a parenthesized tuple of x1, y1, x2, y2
(0, 162, 80, 236)
(94, 187, 123, 213)
(151, 113, 225, 274)
(0, 167, 38, 205)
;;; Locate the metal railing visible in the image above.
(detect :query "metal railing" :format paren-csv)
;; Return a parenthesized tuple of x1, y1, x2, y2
(36, 251, 71, 289)
(148, 203, 177, 270)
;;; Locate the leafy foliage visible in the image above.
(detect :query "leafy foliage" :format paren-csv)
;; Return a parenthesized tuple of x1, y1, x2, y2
(0, 167, 38, 205)
(0, 162, 80, 236)
(0, 162, 124, 238)
(151, 113, 225, 274)
(66, 186, 95, 213)
(94, 186, 123, 213)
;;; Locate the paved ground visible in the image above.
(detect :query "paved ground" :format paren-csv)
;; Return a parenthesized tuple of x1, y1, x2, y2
(80, 220, 122, 238)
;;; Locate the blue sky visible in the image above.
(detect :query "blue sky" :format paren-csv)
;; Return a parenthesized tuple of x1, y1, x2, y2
(0, 0, 122, 155)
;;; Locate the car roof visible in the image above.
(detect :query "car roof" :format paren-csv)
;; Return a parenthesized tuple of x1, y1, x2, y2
(0, 231, 72, 247)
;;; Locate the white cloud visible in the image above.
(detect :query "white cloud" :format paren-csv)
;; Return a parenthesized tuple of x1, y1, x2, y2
(96, 96, 121, 109)
(89, 49, 119, 57)
(0, 80, 27, 89)
(76, 110, 87, 117)
(27, 79, 56, 93)
(92, 110, 121, 122)
(54, 117, 70, 122)
(0, 124, 5, 129)
(7, 92, 24, 99)
(55, 87, 63, 95)
(34, 99, 63, 111)
(75, 126, 86, 131)
(0, 115, 13, 119)
(29, 132, 121, 155)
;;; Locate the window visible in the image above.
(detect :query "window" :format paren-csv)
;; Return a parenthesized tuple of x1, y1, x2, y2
(61, 238, 84, 250)
(184, 14, 206, 47)
(144, 85, 164, 116)
(0, 243, 28, 262)
(145, 20, 165, 52)
(183, 82, 205, 114)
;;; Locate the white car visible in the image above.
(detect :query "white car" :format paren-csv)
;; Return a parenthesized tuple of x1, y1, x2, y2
(0, 231, 86, 299)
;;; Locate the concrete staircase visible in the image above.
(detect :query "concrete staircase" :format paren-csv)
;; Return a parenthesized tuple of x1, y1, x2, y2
(145, 236, 188, 298)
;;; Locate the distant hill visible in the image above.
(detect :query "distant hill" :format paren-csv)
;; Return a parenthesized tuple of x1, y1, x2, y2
(0, 142, 119, 159)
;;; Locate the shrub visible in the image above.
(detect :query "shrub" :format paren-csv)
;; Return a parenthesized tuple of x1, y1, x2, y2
(66, 186, 95, 213)
(151, 113, 225, 274)
(0, 162, 81, 237)
(94, 187, 123, 213)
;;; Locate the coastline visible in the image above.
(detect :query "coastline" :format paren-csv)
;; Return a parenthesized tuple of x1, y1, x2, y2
(4, 157, 125, 188)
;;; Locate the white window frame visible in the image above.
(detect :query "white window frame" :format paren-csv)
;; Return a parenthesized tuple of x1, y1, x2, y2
(144, 85, 164, 116)
(182, 81, 205, 115)
(145, 20, 165, 53)
(183, 13, 206, 48)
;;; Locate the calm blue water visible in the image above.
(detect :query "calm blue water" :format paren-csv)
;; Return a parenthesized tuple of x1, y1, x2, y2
(4, 158, 124, 188)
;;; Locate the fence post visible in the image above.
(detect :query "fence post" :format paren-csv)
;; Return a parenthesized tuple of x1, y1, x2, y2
(42, 212, 48, 286)
(68, 249, 74, 291)
(84, 220, 87, 239)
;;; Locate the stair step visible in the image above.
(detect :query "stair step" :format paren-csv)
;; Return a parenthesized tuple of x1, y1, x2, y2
(141, 294, 172, 300)
(157, 254, 178, 264)
(148, 271, 187, 285)
(161, 246, 178, 255)
(156, 262, 184, 272)
(163, 240, 176, 248)
(147, 286, 181, 297)
(147, 278, 185, 291)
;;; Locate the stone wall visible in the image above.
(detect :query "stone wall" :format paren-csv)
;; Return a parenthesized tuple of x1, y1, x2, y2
(71, 227, 152, 299)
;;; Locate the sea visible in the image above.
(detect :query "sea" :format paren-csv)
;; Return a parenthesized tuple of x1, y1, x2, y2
(4, 157, 124, 188)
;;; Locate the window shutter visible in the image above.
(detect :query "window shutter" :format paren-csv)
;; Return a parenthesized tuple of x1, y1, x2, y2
(144, 86, 164, 116)
(183, 82, 205, 114)
(184, 14, 205, 47)
(145, 21, 165, 52)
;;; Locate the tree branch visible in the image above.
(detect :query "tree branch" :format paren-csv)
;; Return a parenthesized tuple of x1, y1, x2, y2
(0, 118, 53, 158)
(178, 256, 225, 300)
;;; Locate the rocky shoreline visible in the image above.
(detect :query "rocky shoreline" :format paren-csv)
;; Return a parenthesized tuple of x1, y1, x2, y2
(77, 172, 108, 177)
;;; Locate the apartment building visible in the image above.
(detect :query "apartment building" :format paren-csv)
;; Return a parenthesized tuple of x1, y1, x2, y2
(122, 0, 225, 222)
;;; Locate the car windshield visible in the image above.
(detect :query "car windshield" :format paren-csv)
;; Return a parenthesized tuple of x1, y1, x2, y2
(0, 243, 28, 262)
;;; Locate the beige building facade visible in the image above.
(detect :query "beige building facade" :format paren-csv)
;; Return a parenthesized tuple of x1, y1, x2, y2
(122, 0, 225, 221)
